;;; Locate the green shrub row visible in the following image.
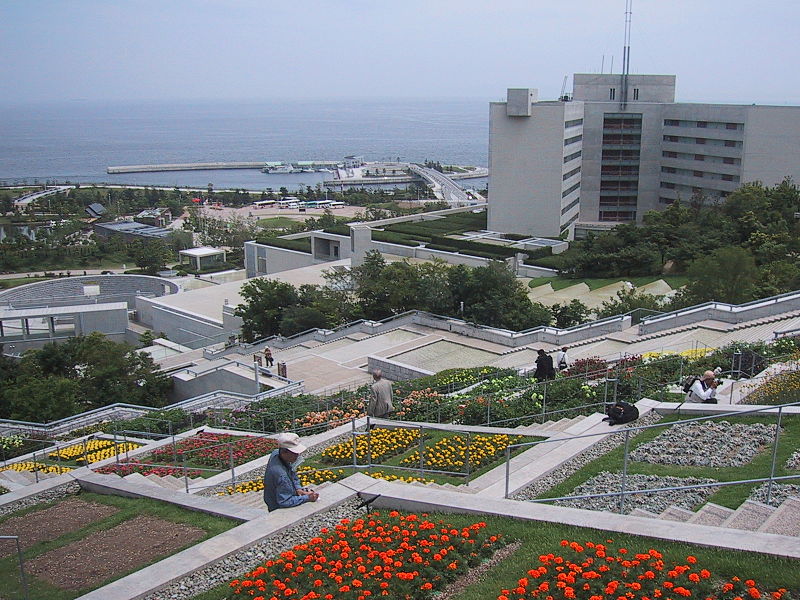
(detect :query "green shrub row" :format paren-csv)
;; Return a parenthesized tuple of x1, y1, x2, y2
(256, 237, 312, 253)
(371, 230, 422, 246)
(428, 235, 520, 259)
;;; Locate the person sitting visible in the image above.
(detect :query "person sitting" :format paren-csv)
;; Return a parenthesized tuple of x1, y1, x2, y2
(263, 432, 318, 512)
(602, 401, 639, 425)
(687, 370, 719, 404)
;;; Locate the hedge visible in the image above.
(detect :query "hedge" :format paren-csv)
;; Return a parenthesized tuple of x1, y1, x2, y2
(255, 237, 312, 253)
(371, 230, 422, 246)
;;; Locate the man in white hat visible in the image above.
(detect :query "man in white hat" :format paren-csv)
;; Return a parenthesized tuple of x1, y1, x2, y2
(263, 432, 318, 511)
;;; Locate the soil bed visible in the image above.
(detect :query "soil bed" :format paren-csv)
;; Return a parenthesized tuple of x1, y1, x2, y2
(0, 498, 118, 557)
(26, 514, 205, 590)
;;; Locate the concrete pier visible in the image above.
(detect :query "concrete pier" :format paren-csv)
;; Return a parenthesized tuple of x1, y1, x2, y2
(107, 162, 266, 174)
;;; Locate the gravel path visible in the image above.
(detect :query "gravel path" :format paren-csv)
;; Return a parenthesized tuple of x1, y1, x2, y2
(0, 481, 81, 518)
(143, 499, 363, 600)
(552, 471, 717, 514)
(630, 421, 778, 467)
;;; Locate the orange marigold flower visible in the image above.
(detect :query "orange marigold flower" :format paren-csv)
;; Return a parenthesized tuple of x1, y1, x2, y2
(687, 556, 697, 564)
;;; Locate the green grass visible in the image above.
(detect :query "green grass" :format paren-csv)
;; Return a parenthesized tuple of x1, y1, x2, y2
(256, 216, 299, 229)
(527, 275, 689, 291)
(538, 414, 800, 510)
(0, 491, 238, 600)
(0, 276, 57, 289)
(190, 511, 800, 600)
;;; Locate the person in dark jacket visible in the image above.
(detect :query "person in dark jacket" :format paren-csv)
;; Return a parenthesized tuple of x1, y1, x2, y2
(533, 349, 555, 381)
(602, 401, 639, 425)
(263, 432, 318, 511)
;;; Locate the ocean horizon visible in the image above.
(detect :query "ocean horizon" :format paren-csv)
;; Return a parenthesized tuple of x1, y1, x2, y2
(0, 98, 490, 190)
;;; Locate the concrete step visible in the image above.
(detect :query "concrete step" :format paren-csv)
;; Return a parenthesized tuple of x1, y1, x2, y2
(0, 470, 35, 485)
(757, 496, 800, 537)
(687, 503, 735, 526)
(561, 416, 587, 433)
(159, 474, 190, 490)
(547, 418, 574, 432)
(659, 506, 695, 522)
(722, 500, 776, 531)
(0, 477, 26, 491)
(629, 508, 659, 519)
(124, 472, 161, 488)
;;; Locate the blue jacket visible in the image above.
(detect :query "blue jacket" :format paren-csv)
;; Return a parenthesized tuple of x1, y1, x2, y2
(263, 449, 308, 512)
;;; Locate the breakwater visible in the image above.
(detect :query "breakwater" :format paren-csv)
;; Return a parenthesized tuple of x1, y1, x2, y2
(107, 162, 266, 174)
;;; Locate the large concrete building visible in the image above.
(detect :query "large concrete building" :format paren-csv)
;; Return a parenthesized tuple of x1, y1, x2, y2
(488, 74, 800, 238)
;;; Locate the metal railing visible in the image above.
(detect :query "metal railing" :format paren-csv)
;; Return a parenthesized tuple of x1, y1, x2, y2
(0, 535, 30, 600)
(502, 399, 800, 508)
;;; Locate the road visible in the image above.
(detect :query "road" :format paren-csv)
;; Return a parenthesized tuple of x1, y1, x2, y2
(407, 164, 475, 205)
(13, 186, 72, 207)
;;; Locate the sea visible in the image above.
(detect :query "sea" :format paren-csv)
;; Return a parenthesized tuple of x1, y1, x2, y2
(0, 98, 490, 191)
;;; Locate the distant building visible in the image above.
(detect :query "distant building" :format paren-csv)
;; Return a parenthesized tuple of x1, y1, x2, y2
(135, 207, 172, 228)
(343, 155, 364, 169)
(488, 74, 800, 238)
(93, 220, 172, 242)
(179, 247, 227, 271)
(85, 203, 107, 218)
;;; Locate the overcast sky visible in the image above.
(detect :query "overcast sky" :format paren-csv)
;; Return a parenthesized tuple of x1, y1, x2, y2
(3, 0, 799, 105)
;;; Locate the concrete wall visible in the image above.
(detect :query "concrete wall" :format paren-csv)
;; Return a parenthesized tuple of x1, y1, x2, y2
(136, 297, 230, 348)
(171, 367, 259, 402)
(488, 99, 576, 237)
(742, 105, 800, 186)
(367, 355, 434, 381)
(244, 241, 315, 278)
(573, 74, 676, 103)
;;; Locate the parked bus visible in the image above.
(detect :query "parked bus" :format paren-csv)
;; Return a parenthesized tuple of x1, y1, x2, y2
(327, 201, 346, 209)
(253, 199, 276, 207)
(277, 199, 300, 209)
(302, 200, 332, 209)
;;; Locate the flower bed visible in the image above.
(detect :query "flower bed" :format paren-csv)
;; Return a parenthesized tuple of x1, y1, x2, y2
(149, 433, 278, 469)
(320, 428, 421, 465)
(0, 461, 72, 474)
(228, 511, 501, 599)
(496, 539, 792, 600)
(400, 433, 522, 473)
(94, 462, 203, 478)
(49, 439, 119, 461)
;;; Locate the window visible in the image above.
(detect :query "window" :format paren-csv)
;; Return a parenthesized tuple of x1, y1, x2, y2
(694, 154, 705, 161)
(662, 150, 678, 158)
(693, 170, 704, 178)
(563, 150, 582, 163)
(660, 182, 676, 189)
(726, 122, 739, 130)
(725, 140, 737, 147)
(722, 174, 734, 182)
(564, 118, 583, 129)
(609, 88, 616, 100)
(697, 121, 708, 128)
(633, 88, 639, 100)
(723, 157, 735, 165)
(561, 182, 580, 198)
(564, 134, 582, 146)
(664, 119, 680, 127)
(562, 165, 581, 180)
(661, 166, 677, 174)
(659, 197, 675, 204)
(561, 197, 580, 215)
(696, 138, 706, 144)
(664, 135, 680, 142)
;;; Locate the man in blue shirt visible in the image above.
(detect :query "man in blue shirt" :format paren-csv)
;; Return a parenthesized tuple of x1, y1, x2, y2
(263, 432, 319, 511)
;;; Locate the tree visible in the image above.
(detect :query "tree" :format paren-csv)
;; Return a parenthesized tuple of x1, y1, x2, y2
(236, 278, 300, 341)
(680, 246, 759, 305)
(133, 239, 171, 274)
(550, 299, 591, 328)
(596, 286, 666, 319)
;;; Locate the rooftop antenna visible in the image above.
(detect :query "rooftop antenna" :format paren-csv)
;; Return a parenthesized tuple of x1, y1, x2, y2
(601, 54, 605, 74)
(621, 0, 632, 108)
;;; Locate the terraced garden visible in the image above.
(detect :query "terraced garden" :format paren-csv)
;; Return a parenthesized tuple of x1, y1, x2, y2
(0, 492, 236, 600)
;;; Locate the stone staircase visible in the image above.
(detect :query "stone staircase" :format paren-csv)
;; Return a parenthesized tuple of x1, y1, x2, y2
(515, 416, 587, 433)
(630, 496, 800, 537)
(120, 472, 204, 492)
(0, 469, 63, 491)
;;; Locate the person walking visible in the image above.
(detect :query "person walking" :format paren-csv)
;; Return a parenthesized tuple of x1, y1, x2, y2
(368, 369, 394, 420)
(264, 347, 274, 367)
(556, 347, 569, 371)
(533, 349, 555, 381)
(262, 432, 318, 512)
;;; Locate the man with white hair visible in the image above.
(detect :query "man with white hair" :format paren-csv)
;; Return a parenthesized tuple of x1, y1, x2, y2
(368, 368, 394, 419)
(687, 370, 719, 403)
(263, 432, 318, 511)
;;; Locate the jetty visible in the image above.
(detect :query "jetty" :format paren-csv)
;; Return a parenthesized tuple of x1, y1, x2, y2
(107, 162, 266, 174)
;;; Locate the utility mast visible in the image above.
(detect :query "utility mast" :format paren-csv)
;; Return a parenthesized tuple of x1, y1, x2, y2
(620, 0, 632, 109)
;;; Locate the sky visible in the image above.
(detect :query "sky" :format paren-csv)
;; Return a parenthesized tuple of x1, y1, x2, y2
(2, 0, 800, 105)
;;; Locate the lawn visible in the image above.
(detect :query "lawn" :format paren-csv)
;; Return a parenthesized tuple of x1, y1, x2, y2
(537, 414, 800, 510)
(0, 492, 237, 600)
(192, 510, 800, 600)
(0, 276, 57, 289)
(256, 216, 299, 229)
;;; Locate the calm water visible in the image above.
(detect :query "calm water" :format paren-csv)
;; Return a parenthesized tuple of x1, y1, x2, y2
(0, 98, 489, 190)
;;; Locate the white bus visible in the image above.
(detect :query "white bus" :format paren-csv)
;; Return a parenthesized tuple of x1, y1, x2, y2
(253, 199, 276, 207)
(277, 199, 300, 209)
(327, 201, 346, 209)
(302, 200, 332, 209)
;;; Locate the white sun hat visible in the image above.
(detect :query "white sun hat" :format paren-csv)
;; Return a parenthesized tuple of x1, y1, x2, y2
(275, 432, 307, 454)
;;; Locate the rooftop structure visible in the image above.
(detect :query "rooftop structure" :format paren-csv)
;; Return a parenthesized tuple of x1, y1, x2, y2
(179, 246, 227, 271)
(93, 220, 173, 241)
(489, 73, 800, 238)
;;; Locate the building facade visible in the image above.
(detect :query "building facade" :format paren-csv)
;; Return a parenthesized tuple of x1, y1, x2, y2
(488, 74, 800, 238)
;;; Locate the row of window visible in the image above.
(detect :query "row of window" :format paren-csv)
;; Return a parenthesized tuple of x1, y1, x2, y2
(662, 150, 740, 166)
(564, 134, 583, 147)
(562, 181, 580, 198)
(562, 165, 581, 180)
(608, 88, 641, 101)
(599, 210, 636, 222)
(601, 149, 640, 161)
(660, 182, 735, 195)
(661, 166, 740, 182)
(601, 164, 639, 176)
(564, 150, 582, 163)
(564, 118, 583, 129)
(600, 180, 638, 191)
(599, 197, 638, 207)
(664, 119, 743, 131)
(602, 134, 641, 146)
(562, 212, 580, 229)
(561, 196, 580, 215)
(663, 135, 743, 148)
